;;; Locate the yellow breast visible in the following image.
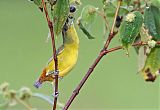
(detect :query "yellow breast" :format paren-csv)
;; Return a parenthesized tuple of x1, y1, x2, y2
(46, 24, 79, 78)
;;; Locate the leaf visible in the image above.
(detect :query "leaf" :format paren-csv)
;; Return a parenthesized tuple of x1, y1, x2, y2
(119, 6, 133, 16)
(144, 5, 160, 40)
(122, 0, 131, 6)
(77, 5, 98, 39)
(52, 0, 70, 36)
(151, 0, 160, 8)
(140, 47, 160, 82)
(119, 11, 143, 52)
(33, 0, 41, 6)
(78, 21, 94, 39)
(103, 1, 116, 17)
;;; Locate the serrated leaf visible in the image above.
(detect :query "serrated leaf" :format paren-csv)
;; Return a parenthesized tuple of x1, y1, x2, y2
(119, 11, 143, 52)
(78, 5, 97, 39)
(144, 5, 160, 40)
(52, 0, 69, 36)
(140, 47, 160, 82)
(119, 6, 133, 15)
(33, 0, 41, 6)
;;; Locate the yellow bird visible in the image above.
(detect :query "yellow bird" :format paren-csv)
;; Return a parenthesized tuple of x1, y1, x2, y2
(34, 6, 79, 88)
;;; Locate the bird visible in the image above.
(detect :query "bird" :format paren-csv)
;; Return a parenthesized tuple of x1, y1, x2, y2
(34, 6, 79, 88)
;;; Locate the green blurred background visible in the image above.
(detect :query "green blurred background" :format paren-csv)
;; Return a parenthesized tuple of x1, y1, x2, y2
(0, 0, 159, 110)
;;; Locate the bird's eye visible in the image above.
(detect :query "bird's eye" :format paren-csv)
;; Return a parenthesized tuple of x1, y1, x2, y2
(70, 5, 76, 13)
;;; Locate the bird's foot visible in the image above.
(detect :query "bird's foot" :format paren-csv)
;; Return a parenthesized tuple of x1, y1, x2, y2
(46, 70, 59, 77)
(52, 91, 59, 98)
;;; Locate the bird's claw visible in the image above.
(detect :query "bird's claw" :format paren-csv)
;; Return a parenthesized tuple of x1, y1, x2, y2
(46, 70, 59, 76)
(52, 92, 59, 98)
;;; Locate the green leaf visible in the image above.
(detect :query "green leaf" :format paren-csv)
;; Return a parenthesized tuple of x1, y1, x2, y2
(122, 0, 131, 6)
(52, 0, 70, 36)
(151, 0, 160, 8)
(103, 1, 116, 17)
(144, 5, 160, 40)
(140, 47, 160, 82)
(119, 6, 133, 16)
(77, 5, 98, 39)
(69, 0, 81, 5)
(78, 22, 94, 39)
(33, 0, 41, 6)
(119, 11, 143, 52)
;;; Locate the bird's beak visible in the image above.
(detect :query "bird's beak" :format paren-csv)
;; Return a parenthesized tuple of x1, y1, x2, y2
(34, 80, 42, 88)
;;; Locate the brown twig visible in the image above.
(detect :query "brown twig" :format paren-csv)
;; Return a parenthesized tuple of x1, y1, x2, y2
(41, 0, 59, 110)
(103, 0, 122, 50)
(105, 41, 160, 54)
(63, 0, 122, 110)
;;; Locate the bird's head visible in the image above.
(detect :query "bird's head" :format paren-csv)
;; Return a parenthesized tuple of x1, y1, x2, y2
(34, 68, 54, 88)
(63, 5, 77, 30)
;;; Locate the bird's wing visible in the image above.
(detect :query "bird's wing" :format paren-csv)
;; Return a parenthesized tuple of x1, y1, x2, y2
(56, 45, 64, 55)
(47, 45, 64, 65)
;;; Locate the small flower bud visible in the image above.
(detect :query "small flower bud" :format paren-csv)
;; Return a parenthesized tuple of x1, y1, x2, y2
(126, 13, 136, 22)
(0, 82, 9, 92)
(18, 87, 32, 100)
(148, 40, 156, 48)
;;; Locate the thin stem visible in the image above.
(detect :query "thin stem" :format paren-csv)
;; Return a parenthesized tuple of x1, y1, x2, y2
(63, 0, 122, 110)
(14, 97, 33, 110)
(63, 52, 105, 110)
(105, 41, 160, 54)
(41, 0, 59, 110)
(97, 10, 110, 31)
(103, 0, 122, 50)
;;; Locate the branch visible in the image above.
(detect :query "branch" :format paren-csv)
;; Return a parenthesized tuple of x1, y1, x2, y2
(63, 0, 122, 110)
(41, 1, 59, 110)
(103, 0, 122, 50)
(105, 41, 160, 54)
